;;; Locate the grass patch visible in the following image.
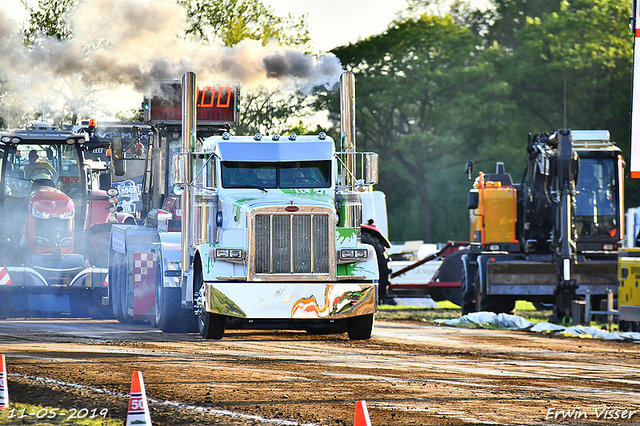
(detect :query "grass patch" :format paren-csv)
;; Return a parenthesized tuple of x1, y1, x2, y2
(0, 403, 122, 425)
(378, 299, 553, 324)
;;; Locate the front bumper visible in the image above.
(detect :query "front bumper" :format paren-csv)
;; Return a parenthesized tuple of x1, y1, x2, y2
(205, 282, 377, 319)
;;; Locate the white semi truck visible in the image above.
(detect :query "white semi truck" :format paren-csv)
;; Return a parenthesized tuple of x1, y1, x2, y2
(107, 71, 384, 339)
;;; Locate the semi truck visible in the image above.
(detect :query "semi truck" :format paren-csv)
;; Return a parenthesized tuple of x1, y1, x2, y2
(106, 71, 385, 339)
(0, 122, 121, 318)
(462, 129, 623, 322)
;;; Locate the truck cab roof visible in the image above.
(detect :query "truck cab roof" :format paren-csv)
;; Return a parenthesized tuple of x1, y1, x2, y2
(203, 133, 335, 162)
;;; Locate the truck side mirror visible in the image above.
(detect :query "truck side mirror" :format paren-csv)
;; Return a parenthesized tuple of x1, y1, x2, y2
(467, 191, 479, 210)
(99, 173, 112, 191)
(465, 160, 474, 180)
(112, 136, 126, 176)
(364, 153, 379, 185)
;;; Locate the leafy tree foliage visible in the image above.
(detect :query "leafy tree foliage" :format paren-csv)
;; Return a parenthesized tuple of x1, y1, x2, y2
(328, 14, 517, 242)
(324, 0, 633, 243)
(178, 0, 310, 49)
(21, 0, 76, 45)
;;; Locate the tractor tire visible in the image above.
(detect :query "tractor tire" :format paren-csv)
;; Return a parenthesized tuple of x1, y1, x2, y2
(361, 233, 391, 304)
(346, 314, 374, 340)
(460, 264, 476, 315)
(109, 249, 125, 322)
(194, 263, 225, 339)
(480, 295, 516, 314)
(110, 250, 132, 323)
(85, 224, 112, 268)
(155, 271, 197, 333)
(436, 248, 465, 303)
(475, 255, 515, 314)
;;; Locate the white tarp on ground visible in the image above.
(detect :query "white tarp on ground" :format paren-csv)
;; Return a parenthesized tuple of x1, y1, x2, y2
(435, 312, 640, 343)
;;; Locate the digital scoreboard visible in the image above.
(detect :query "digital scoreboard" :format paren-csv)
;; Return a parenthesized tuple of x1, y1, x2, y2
(144, 81, 240, 126)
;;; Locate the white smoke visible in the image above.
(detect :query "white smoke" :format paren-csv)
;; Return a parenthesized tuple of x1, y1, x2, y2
(0, 0, 342, 125)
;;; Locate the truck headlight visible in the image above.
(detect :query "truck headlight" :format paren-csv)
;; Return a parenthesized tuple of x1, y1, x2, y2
(214, 248, 245, 261)
(339, 248, 369, 260)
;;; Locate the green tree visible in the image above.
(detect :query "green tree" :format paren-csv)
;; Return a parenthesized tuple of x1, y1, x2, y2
(178, 0, 310, 49)
(327, 14, 517, 242)
(21, 0, 77, 45)
(494, 0, 631, 137)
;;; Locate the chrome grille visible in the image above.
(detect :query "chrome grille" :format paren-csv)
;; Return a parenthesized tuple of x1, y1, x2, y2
(255, 213, 330, 274)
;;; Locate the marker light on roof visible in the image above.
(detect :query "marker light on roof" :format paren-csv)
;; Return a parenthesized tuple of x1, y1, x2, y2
(222, 132, 231, 140)
(272, 133, 280, 141)
(318, 132, 326, 140)
(1, 137, 9, 143)
(289, 133, 297, 141)
(66, 138, 75, 144)
(254, 133, 262, 141)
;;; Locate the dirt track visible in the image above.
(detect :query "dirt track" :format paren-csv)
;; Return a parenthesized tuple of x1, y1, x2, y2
(1, 318, 639, 425)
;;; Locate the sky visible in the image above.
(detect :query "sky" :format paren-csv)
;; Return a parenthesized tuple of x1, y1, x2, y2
(261, 0, 411, 52)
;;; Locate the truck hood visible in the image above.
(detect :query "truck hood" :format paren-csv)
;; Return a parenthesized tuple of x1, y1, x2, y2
(224, 188, 335, 227)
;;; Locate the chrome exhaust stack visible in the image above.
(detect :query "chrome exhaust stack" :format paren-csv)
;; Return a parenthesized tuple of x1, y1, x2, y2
(340, 71, 356, 188)
(337, 71, 362, 229)
(181, 71, 197, 273)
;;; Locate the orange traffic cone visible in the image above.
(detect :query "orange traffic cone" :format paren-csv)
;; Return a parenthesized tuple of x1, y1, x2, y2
(354, 400, 371, 426)
(0, 354, 8, 409)
(126, 371, 152, 426)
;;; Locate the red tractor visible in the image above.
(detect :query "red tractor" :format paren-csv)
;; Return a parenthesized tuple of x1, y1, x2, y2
(0, 122, 121, 318)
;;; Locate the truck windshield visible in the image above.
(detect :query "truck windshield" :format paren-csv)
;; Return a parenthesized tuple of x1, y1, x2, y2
(575, 157, 618, 239)
(221, 161, 331, 189)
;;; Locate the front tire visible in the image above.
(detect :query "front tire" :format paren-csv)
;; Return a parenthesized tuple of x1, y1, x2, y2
(346, 314, 374, 340)
(194, 262, 225, 339)
(199, 312, 226, 339)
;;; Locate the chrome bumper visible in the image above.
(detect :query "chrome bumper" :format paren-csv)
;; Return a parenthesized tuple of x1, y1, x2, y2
(205, 282, 377, 319)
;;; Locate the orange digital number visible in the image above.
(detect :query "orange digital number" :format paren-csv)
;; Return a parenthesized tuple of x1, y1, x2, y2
(216, 86, 232, 108)
(197, 86, 215, 108)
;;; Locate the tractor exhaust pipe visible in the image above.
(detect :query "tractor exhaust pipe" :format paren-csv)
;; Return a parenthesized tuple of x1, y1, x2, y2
(181, 71, 197, 274)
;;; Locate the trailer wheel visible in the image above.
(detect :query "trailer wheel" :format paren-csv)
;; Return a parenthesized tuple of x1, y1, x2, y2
(194, 263, 225, 339)
(361, 233, 391, 304)
(346, 314, 374, 340)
